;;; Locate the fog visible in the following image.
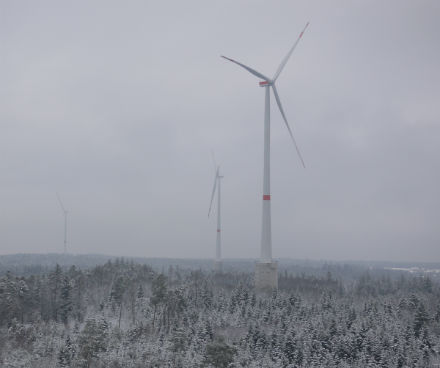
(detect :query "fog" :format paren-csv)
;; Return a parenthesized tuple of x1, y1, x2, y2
(1, 1, 439, 262)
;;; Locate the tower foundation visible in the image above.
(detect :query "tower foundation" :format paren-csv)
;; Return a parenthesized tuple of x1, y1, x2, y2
(214, 260, 223, 273)
(255, 261, 278, 291)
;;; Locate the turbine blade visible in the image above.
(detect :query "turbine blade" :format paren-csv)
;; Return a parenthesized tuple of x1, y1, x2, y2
(56, 192, 66, 213)
(208, 168, 219, 217)
(272, 84, 306, 168)
(273, 22, 309, 82)
(210, 150, 217, 173)
(221, 56, 270, 81)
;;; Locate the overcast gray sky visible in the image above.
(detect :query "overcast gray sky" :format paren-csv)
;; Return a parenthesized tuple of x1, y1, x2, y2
(1, 1, 439, 262)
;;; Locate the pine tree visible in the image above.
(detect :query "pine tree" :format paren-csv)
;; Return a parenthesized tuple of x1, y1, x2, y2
(49, 264, 63, 321)
(203, 338, 237, 368)
(110, 275, 126, 328)
(0, 272, 19, 324)
(151, 274, 167, 329)
(413, 303, 429, 338)
(283, 331, 296, 364)
(137, 284, 145, 299)
(59, 276, 72, 325)
(58, 335, 75, 367)
(17, 278, 30, 323)
(78, 318, 108, 367)
(170, 326, 187, 353)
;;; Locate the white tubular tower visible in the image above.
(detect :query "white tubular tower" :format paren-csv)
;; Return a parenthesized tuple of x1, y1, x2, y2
(216, 176, 222, 264)
(63, 212, 68, 253)
(222, 23, 309, 290)
(56, 192, 69, 254)
(261, 85, 272, 263)
(208, 162, 224, 272)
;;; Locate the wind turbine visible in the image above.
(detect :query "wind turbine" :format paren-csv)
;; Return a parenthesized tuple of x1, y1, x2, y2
(208, 154, 224, 272)
(222, 23, 309, 289)
(56, 193, 69, 254)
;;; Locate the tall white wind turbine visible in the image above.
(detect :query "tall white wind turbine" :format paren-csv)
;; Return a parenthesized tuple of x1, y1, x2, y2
(222, 23, 309, 289)
(208, 157, 224, 271)
(56, 193, 69, 254)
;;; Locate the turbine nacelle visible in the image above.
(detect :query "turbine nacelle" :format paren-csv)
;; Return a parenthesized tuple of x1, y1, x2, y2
(221, 22, 309, 284)
(259, 80, 272, 87)
(221, 22, 309, 168)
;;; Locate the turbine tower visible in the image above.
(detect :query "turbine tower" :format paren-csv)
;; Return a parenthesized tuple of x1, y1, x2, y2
(208, 158, 224, 272)
(222, 23, 309, 290)
(56, 193, 69, 254)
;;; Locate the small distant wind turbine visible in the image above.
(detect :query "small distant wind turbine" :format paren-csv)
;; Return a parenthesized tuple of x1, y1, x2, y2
(56, 193, 68, 254)
(208, 153, 224, 270)
(222, 23, 309, 287)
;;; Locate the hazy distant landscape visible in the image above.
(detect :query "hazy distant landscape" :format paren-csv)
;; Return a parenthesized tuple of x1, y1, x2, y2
(2, 253, 440, 278)
(2, 0, 440, 367)
(1, 254, 440, 367)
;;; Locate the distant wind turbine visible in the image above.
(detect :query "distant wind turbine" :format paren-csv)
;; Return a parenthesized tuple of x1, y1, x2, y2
(222, 22, 309, 289)
(56, 193, 69, 254)
(208, 153, 224, 271)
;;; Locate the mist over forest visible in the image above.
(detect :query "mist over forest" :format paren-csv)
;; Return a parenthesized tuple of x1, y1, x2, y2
(2, 1, 440, 367)
(1, 254, 440, 367)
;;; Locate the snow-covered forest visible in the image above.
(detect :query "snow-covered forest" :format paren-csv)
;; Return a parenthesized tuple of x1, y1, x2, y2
(1, 258, 440, 367)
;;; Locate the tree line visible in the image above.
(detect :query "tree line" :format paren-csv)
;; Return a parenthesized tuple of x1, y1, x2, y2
(0, 258, 439, 367)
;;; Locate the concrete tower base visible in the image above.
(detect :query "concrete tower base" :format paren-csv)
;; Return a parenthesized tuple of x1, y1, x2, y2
(255, 261, 278, 291)
(214, 260, 223, 273)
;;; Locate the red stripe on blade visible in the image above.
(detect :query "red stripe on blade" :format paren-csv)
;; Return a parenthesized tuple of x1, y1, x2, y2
(263, 195, 271, 200)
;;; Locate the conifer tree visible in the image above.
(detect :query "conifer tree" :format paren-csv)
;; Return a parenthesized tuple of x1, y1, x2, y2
(151, 274, 167, 329)
(58, 335, 75, 367)
(59, 276, 72, 325)
(203, 338, 236, 368)
(413, 302, 429, 337)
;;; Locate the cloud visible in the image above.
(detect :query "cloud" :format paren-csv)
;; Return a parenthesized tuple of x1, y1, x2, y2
(0, 0, 439, 262)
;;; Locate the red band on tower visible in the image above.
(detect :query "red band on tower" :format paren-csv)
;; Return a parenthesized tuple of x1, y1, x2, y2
(263, 195, 271, 200)
(217, 229, 220, 232)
